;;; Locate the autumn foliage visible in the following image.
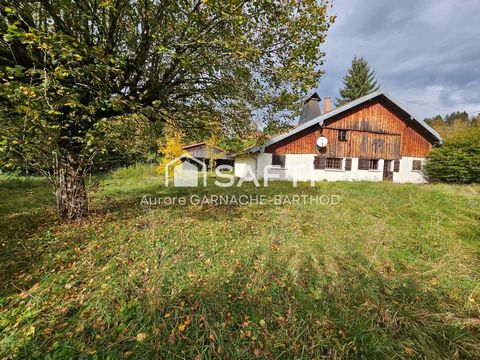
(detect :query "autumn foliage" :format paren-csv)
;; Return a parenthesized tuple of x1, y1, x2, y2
(156, 128, 185, 176)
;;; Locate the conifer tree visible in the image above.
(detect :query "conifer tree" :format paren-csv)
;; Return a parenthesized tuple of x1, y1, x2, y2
(336, 56, 380, 106)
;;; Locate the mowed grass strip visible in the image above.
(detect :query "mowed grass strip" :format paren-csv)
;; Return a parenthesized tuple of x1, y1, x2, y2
(0, 164, 479, 359)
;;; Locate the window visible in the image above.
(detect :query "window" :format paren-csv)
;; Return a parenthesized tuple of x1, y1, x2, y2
(373, 139, 384, 152)
(272, 154, 286, 168)
(369, 159, 379, 170)
(361, 119, 369, 130)
(338, 130, 347, 141)
(326, 158, 342, 169)
(412, 160, 422, 171)
(359, 159, 380, 170)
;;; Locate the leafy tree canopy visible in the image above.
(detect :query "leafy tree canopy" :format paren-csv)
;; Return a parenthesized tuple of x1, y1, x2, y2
(424, 111, 479, 139)
(0, 0, 335, 219)
(424, 127, 480, 184)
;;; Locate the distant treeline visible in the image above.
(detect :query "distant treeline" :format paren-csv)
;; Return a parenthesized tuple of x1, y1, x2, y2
(425, 111, 480, 139)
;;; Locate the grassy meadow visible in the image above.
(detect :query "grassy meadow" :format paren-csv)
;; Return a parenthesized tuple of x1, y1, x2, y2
(0, 164, 479, 359)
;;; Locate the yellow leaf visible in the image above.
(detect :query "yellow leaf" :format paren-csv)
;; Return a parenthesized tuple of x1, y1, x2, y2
(136, 332, 147, 342)
(259, 319, 266, 327)
(178, 323, 186, 332)
(25, 325, 35, 336)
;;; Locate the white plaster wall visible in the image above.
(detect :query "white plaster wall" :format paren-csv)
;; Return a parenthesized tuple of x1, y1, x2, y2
(234, 155, 257, 179)
(311, 157, 383, 182)
(254, 154, 385, 183)
(393, 157, 427, 183)
(235, 154, 426, 184)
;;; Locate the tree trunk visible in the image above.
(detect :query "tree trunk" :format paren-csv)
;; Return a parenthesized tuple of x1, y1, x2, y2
(54, 157, 89, 220)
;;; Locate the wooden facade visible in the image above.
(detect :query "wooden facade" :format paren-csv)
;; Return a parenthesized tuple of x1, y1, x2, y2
(183, 142, 230, 160)
(265, 97, 435, 159)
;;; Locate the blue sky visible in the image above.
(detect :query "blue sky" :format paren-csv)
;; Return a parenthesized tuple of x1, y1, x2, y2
(318, 0, 480, 119)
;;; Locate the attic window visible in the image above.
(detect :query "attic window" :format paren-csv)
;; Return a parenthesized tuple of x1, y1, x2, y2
(272, 154, 286, 168)
(373, 139, 384, 152)
(412, 160, 422, 171)
(338, 130, 347, 141)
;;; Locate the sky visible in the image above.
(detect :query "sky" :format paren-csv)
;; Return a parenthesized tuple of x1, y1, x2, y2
(318, 0, 480, 119)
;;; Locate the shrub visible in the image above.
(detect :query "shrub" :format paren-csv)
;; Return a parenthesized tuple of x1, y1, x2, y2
(424, 127, 480, 183)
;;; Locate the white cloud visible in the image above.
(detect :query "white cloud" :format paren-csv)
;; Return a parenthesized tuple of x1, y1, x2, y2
(318, 0, 480, 118)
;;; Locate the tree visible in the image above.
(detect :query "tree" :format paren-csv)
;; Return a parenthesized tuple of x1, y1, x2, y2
(156, 126, 185, 176)
(336, 56, 379, 106)
(0, 0, 335, 219)
(424, 111, 477, 139)
(423, 127, 480, 184)
(445, 111, 469, 125)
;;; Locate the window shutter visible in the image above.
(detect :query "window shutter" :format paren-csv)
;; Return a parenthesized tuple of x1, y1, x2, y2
(314, 156, 326, 169)
(393, 160, 400, 172)
(345, 158, 352, 171)
(319, 157, 326, 169)
(358, 158, 368, 170)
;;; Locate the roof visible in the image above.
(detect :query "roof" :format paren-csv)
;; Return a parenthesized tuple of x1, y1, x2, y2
(249, 90, 442, 153)
(182, 142, 226, 153)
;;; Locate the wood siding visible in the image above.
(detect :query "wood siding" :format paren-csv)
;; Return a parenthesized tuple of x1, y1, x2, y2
(266, 98, 434, 158)
(184, 144, 229, 160)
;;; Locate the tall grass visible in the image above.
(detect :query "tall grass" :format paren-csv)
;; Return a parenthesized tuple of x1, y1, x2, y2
(0, 165, 479, 359)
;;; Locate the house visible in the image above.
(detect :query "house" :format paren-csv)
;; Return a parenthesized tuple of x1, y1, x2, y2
(234, 91, 442, 183)
(182, 142, 234, 169)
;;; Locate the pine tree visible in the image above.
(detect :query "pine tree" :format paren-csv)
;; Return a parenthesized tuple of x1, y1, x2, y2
(336, 57, 380, 106)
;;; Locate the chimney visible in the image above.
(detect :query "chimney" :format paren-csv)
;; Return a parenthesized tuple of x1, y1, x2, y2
(324, 96, 331, 113)
(299, 92, 321, 125)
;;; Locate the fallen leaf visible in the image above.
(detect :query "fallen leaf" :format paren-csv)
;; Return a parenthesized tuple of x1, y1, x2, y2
(136, 332, 147, 342)
(75, 325, 85, 334)
(25, 325, 35, 336)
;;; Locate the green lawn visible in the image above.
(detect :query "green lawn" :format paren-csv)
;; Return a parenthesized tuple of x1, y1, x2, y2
(1, 164, 479, 359)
